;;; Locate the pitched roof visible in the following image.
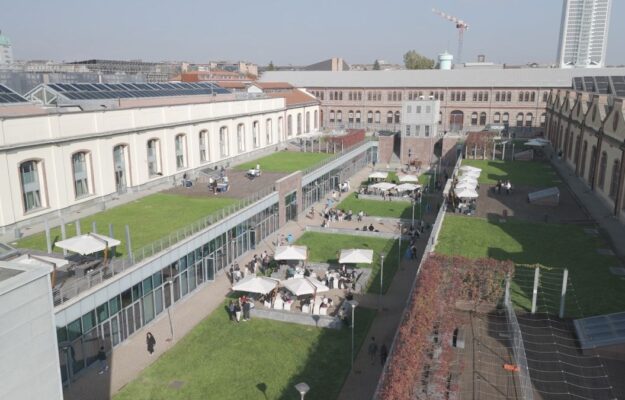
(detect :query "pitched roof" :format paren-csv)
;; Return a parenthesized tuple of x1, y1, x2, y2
(266, 89, 319, 107)
(215, 81, 248, 89)
(251, 81, 293, 90)
(260, 68, 625, 89)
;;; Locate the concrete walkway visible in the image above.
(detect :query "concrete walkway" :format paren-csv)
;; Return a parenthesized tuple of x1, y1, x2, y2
(64, 165, 423, 399)
(551, 158, 625, 261)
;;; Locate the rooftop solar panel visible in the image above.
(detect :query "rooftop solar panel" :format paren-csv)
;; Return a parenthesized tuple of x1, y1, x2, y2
(0, 84, 29, 104)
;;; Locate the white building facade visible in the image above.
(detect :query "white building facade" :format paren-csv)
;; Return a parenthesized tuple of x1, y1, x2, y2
(557, 0, 612, 68)
(400, 99, 441, 167)
(0, 97, 319, 235)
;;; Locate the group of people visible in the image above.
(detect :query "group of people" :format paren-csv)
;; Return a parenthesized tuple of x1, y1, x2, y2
(229, 251, 272, 283)
(495, 180, 513, 195)
(367, 337, 389, 366)
(339, 181, 351, 192)
(228, 296, 252, 322)
(320, 207, 354, 227)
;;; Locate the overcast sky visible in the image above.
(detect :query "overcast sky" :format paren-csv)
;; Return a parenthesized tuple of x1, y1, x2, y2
(2, 0, 623, 66)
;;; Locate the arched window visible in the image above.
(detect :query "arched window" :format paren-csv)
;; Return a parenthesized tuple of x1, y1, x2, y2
(277, 117, 283, 139)
(394, 111, 400, 124)
(113, 144, 130, 192)
(147, 138, 161, 177)
(598, 151, 608, 190)
(72, 151, 92, 198)
(296, 113, 302, 135)
(461, 92, 466, 101)
(484, 92, 488, 101)
(252, 120, 260, 148)
(502, 112, 509, 124)
(495, 92, 501, 102)
(314, 110, 318, 129)
(471, 112, 478, 126)
(199, 130, 209, 163)
(329, 110, 335, 123)
(265, 119, 273, 144)
(336, 111, 342, 123)
(367, 111, 373, 124)
(329, 92, 334, 101)
(19, 159, 46, 212)
(516, 113, 524, 127)
(479, 112, 487, 126)
(306, 111, 310, 132)
(524, 92, 530, 102)
(494, 112, 501, 123)
(450, 110, 464, 132)
(525, 113, 533, 127)
(518, 92, 524, 102)
(287, 115, 293, 136)
(375, 111, 381, 123)
(219, 126, 229, 157)
(355, 111, 361, 124)
(540, 113, 546, 127)
(175, 134, 187, 169)
(387, 111, 393, 124)
(338, 92, 343, 100)
(589, 146, 597, 183)
(348, 110, 354, 124)
(609, 159, 620, 199)
(237, 123, 246, 153)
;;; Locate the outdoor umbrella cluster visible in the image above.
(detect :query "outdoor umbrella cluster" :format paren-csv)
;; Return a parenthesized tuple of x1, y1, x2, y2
(368, 171, 388, 180)
(369, 182, 396, 191)
(455, 166, 482, 199)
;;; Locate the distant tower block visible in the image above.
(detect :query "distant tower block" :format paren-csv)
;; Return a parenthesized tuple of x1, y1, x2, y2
(438, 52, 453, 70)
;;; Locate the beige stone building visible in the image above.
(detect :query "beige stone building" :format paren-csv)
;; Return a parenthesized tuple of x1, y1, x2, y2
(545, 76, 625, 219)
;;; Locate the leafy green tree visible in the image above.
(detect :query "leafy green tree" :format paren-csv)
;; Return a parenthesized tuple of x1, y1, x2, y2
(373, 59, 381, 70)
(403, 50, 435, 70)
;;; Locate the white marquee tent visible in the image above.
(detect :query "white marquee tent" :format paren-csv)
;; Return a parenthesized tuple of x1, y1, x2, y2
(282, 277, 329, 296)
(339, 248, 374, 264)
(232, 275, 279, 294)
(274, 245, 308, 261)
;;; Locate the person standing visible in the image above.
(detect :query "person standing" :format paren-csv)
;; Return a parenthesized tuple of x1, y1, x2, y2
(380, 343, 388, 366)
(368, 337, 378, 365)
(228, 301, 235, 322)
(242, 299, 251, 321)
(234, 302, 242, 322)
(97, 346, 108, 374)
(146, 332, 156, 355)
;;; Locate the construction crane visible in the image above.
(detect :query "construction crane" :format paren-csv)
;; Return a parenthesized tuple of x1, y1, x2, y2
(432, 8, 469, 64)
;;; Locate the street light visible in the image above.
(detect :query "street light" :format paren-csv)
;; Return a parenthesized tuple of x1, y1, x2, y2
(167, 277, 175, 341)
(411, 198, 416, 227)
(294, 382, 310, 400)
(379, 253, 386, 310)
(349, 300, 359, 371)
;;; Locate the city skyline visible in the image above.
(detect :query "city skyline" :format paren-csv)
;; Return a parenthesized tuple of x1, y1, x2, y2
(1, 0, 624, 66)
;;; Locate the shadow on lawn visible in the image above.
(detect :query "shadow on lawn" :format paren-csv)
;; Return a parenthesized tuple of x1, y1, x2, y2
(274, 307, 376, 400)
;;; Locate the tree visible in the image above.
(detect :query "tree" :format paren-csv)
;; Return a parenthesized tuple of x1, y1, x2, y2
(403, 50, 435, 70)
(267, 61, 275, 71)
(373, 59, 381, 70)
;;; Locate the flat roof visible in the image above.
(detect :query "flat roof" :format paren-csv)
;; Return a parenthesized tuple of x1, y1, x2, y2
(0, 261, 51, 296)
(574, 311, 625, 349)
(0, 266, 23, 282)
(260, 68, 625, 89)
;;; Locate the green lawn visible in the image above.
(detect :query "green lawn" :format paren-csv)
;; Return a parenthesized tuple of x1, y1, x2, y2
(337, 193, 422, 220)
(235, 151, 332, 173)
(114, 304, 376, 400)
(296, 232, 407, 294)
(436, 215, 625, 317)
(461, 159, 558, 187)
(15, 194, 237, 257)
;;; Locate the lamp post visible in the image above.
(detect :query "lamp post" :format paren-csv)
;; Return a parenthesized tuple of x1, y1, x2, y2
(397, 222, 402, 268)
(349, 300, 359, 371)
(379, 253, 385, 310)
(167, 277, 175, 341)
(294, 382, 310, 400)
(411, 199, 416, 227)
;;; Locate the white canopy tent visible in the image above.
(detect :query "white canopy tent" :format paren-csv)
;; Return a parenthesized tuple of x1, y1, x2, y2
(455, 181, 478, 190)
(281, 277, 329, 296)
(369, 182, 396, 191)
(368, 171, 389, 180)
(399, 174, 419, 183)
(525, 139, 549, 147)
(456, 188, 479, 199)
(395, 183, 421, 192)
(55, 233, 121, 256)
(339, 248, 374, 264)
(232, 275, 279, 294)
(274, 245, 308, 261)
(460, 166, 482, 173)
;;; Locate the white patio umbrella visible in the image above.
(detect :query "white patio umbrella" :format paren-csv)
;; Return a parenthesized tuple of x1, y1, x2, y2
(457, 175, 479, 183)
(395, 183, 420, 192)
(281, 277, 329, 296)
(455, 181, 478, 190)
(232, 275, 279, 294)
(274, 245, 308, 261)
(455, 188, 479, 199)
(525, 139, 548, 147)
(460, 166, 482, 172)
(339, 248, 374, 264)
(368, 171, 388, 180)
(55, 233, 121, 256)
(460, 169, 481, 177)
(399, 174, 419, 183)
(369, 182, 396, 191)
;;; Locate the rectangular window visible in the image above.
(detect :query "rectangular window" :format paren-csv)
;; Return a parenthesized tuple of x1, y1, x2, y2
(20, 161, 42, 211)
(406, 125, 411, 136)
(415, 125, 421, 137)
(416, 106, 422, 113)
(425, 125, 430, 137)
(407, 105, 412, 113)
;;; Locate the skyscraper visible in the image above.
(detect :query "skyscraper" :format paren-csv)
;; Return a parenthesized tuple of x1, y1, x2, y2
(0, 30, 14, 66)
(557, 0, 612, 68)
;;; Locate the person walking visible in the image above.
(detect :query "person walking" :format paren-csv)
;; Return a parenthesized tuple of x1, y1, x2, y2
(146, 332, 156, 355)
(97, 346, 108, 374)
(380, 343, 388, 366)
(368, 337, 378, 365)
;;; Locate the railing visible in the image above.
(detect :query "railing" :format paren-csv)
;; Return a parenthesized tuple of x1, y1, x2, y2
(505, 287, 534, 400)
(301, 136, 376, 176)
(52, 184, 276, 307)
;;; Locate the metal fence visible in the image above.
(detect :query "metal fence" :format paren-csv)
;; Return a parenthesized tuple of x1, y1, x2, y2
(504, 283, 534, 400)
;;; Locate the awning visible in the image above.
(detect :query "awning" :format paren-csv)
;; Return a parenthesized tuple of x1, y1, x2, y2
(339, 248, 374, 264)
(368, 171, 388, 180)
(399, 174, 419, 183)
(282, 277, 329, 296)
(456, 188, 479, 199)
(369, 182, 396, 191)
(232, 275, 279, 294)
(54, 233, 121, 255)
(274, 245, 308, 261)
(395, 183, 420, 192)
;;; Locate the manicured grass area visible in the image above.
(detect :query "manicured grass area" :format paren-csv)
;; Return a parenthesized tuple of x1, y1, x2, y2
(436, 215, 625, 317)
(296, 232, 407, 294)
(461, 159, 558, 187)
(15, 194, 237, 257)
(114, 304, 376, 400)
(418, 173, 432, 187)
(235, 151, 332, 173)
(337, 193, 423, 220)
